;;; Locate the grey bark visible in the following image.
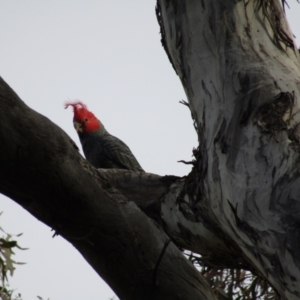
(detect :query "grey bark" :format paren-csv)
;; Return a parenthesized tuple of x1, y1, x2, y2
(157, 0, 300, 299)
(1, 0, 300, 299)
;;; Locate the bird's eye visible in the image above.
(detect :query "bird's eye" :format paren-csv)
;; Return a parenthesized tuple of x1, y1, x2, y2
(84, 118, 88, 122)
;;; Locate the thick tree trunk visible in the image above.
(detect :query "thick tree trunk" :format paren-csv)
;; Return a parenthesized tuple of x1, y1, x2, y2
(157, 0, 300, 299)
(1, 0, 300, 299)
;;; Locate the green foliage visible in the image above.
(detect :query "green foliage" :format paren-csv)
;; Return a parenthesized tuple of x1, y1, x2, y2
(0, 212, 26, 300)
(0, 213, 49, 300)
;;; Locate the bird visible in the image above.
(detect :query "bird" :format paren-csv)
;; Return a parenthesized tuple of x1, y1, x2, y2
(65, 101, 144, 172)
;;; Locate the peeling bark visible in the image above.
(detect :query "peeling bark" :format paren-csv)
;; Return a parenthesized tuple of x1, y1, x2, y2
(2, 0, 300, 299)
(157, 0, 300, 299)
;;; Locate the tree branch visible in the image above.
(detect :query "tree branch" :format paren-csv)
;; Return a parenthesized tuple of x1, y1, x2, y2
(0, 77, 219, 299)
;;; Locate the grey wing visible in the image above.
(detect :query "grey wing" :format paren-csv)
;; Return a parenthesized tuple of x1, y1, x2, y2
(100, 134, 145, 172)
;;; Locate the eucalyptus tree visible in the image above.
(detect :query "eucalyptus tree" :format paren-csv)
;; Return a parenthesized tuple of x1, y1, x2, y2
(0, 1, 299, 299)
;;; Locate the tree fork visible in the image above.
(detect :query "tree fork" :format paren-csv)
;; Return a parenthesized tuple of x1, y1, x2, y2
(2, 0, 300, 298)
(0, 77, 221, 299)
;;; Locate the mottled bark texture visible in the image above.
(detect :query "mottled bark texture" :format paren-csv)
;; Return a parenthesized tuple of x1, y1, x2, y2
(2, 0, 300, 299)
(0, 77, 217, 299)
(157, 0, 300, 299)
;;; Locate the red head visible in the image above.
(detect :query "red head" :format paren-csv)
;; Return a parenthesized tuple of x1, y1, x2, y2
(65, 101, 102, 133)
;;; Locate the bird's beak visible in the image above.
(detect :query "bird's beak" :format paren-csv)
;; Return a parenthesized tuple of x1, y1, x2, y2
(73, 121, 83, 133)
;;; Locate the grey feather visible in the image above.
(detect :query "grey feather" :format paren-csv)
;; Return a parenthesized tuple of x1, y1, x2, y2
(79, 128, 144, 172)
